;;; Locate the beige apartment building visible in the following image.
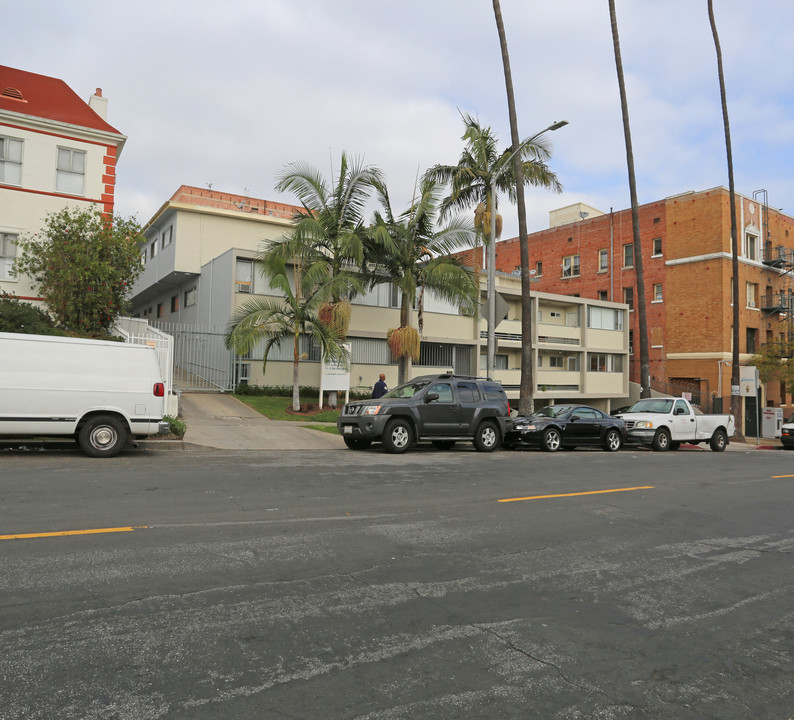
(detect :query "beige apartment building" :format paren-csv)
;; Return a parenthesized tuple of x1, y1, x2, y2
(130, 187, 630, 410)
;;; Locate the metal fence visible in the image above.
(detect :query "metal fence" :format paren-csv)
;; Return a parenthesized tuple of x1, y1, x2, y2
(151, 321, 237, 392)
(115, 317, 174, 396)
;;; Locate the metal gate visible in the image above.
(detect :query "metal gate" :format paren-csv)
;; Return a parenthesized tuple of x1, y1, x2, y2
(152, 322, 237, 392)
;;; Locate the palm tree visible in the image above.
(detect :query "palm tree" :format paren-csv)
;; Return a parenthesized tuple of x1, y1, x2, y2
(365, 176, 479, 385)
(427, 111, 561, 402)
(608, 0, 651, 398)
(224, 249, 350, 412)
(708, 0, 743, 437)
(271, 152, 382, 338)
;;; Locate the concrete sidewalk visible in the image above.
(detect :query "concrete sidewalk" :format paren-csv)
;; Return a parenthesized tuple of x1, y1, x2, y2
(152, 393, 346, 451)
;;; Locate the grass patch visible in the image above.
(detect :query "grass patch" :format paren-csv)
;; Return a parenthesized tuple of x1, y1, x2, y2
(300, 424, 339, 435)
(235, 395, 342, 423)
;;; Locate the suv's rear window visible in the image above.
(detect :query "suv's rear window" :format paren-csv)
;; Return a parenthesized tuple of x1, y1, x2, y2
(456, 381, 480, 403)
(481, 382, 506, 402)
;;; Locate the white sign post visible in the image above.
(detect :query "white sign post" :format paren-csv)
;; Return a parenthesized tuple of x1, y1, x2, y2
(320, 342, 352, 408)
(739, 365, 760, 443)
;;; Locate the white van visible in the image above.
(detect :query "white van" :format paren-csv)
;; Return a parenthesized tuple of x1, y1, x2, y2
(0, 331, 169, 457)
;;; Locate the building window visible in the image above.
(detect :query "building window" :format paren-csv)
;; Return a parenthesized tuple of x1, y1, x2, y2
(562, 254, 580, 278)
(157, 302, 164, 318)
(549, 355, 563, 368)
(598, 290, 608, 301)
(746, 282, 759, 308)
(390, 283, 401, 308)
(629, 330, 634, 355)
(184, 287, 197, 307)
(236, 259, 253, 293)
(0, 136, 23, 185)
(745, 233, 759, 261)
(535, 261, 543, 277)
(0, 232, 17, 279)
(653, 283, 663, 302)
(622, 243, 634, 268)
(161, 226, 173, 249)
(588, 353, 623, 372)
(56, 147, 86, 195)
(623, 286, 634, 310)
(588, 306, 623, 331)
(598, 248, 608, 272)
(652, 237, 663, 256)
(170, 295, 178, 313)
(150, 240, 158, 259)
(140, 251, 147, 265)
(746, 327, 758, 354)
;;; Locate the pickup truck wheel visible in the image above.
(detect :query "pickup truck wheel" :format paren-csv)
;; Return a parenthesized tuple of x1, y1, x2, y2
(473, 420, 500, 452)
(432, 440, 456, 450)
(541, 427, 562, 452)
(603, 429, 623, 452)
(709, 429, 728, 452)
(344, 437, 372, 450)
(78, 415, 127, 458)
(382, 419, 413, 454)
(652, 428, 671, 452)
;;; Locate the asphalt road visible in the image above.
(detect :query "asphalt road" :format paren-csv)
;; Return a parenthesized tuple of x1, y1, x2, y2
(1, 445, 793, 719)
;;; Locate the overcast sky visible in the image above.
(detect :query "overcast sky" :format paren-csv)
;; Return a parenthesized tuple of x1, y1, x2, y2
(6, 0, 794, 240)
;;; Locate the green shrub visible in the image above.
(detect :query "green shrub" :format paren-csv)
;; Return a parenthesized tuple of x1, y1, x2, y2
(162, 414, 186, 438)
(0, 294, 64, 336)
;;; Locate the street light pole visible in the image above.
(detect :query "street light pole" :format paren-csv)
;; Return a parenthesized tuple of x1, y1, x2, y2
(485, 120, 569, 381)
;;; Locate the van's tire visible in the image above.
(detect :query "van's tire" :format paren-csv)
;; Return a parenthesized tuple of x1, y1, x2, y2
(541, 427, 562, 452)
(382, 419, 413, 454)
(709, 429, 728, 452)
(432, 440, 456, 450)
(652, 428, 671, 451)
(603, 429, 623, 452)
(344, 437, 372, 450)
(473, 420, 500, 452)
(78, 415, 128, 458)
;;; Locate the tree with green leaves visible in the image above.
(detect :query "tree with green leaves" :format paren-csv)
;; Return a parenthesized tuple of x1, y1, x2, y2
(750, 340, 794, 394)
(365, 176, 479, 385)
(271, 152, 382, 338)
(13, 206, 144, 337)
(224, 247, 351, 412)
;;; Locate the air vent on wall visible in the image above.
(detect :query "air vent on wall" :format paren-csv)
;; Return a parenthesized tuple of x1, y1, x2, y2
(1, 87, 25, 102)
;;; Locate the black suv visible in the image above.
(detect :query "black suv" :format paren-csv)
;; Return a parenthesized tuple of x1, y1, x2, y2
(337, 373, 511, 453)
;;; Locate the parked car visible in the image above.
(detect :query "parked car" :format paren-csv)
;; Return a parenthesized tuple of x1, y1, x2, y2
(781, 414, 794, 450)
(337, 373, 510, 454)
(504, 404, 627, 452)
(617, 396, 734, 451)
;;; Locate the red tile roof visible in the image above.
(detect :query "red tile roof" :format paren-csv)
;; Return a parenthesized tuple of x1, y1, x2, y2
(0, 65, 121, 135)
(169, 185, 302, 220)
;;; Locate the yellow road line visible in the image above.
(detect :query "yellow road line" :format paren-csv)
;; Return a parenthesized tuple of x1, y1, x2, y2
(498, 486, 654, 503)
(771, 474, 794, 478)
(0, 526, 148, 541)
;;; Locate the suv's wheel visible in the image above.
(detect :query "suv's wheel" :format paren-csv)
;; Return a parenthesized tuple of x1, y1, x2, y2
(652, 428, 671, 451)
(382, 419, 413, 454)
(709, 429, 728, 452)
(603, 429, 622, 452)
(78, 415, 127, 458)
(473, 420, 500, 452)
(432, 440, 456, 450)
(541, 427, 562, 452)
(344, 437, 372, 450)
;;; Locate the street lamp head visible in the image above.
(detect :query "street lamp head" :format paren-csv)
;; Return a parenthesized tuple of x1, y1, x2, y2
(548, 120, 569, 132)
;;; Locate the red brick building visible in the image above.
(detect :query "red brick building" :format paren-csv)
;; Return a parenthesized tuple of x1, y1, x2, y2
(464, 187, 794, 425)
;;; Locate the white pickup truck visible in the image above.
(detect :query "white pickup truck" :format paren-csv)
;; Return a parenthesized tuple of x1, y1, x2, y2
(617, 397, 735, 452)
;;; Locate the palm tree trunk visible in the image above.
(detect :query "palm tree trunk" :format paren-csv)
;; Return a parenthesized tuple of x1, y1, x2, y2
(397, 292, 412, 385)
(492, 0, 534, 414)
(292, 332, 301, 412)
(609, 0, 651, 399)
(708, 0, 743, 438)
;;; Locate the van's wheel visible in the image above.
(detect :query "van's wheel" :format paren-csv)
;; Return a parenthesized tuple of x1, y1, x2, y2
(432, 440, 456, 450)
(382, 419, 413, 454)
(473, 420, 500, 452)
(541, 427, 562, 452)
(603, 429, 623, 452)
(78, 415, 127, 458)
(709, 429, 728, 452)
(344, 437, 372, 450)
(652, 428, 671, 451)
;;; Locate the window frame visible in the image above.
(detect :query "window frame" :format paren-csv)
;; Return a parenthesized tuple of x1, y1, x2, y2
(598, 248, 608, 272)
(0, 135, 23, 186)
(652, 237, 663, 257)
(562, 254, 580, 278)
(0, 231, 18, 280)
(622, 242, 634, 268)
(55, 146, 86, 195)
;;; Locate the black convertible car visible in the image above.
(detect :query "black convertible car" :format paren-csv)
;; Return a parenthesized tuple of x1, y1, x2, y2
(504, 404, 627, 452)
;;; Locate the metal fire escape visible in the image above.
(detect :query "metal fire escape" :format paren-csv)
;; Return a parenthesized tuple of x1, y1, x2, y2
(757, 189, 794, 353)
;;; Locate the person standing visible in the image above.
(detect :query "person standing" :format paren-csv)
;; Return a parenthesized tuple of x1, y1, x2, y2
(371, 373, 388, 399)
